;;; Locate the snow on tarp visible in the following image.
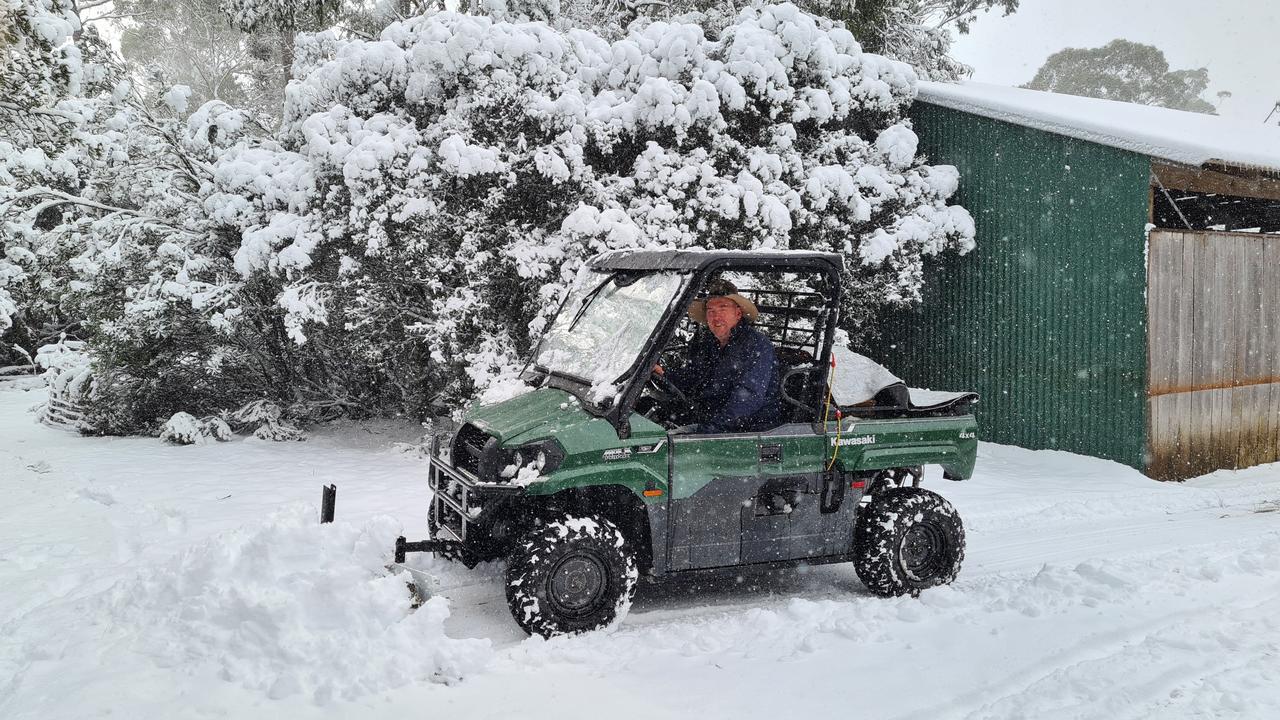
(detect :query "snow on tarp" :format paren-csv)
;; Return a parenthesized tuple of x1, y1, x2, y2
(918, 81, 1280, 173)
(907, 387, 972, 406)
(829, 347, 971, 408)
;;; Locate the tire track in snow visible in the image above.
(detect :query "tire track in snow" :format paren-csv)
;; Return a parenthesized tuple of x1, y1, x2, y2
(440, 505, 1280, 654)
(884, 537, 1280, 720)
(970, 508, 1280, 576)
(460, 528, 1280, 720)
(954, 590, 1280, 720)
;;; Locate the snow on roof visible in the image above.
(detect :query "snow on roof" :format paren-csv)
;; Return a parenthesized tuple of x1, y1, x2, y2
(916, 81, 1280, 173)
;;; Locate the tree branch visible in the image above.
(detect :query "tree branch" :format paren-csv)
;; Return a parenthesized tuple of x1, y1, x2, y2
(5, 188, 202, 237)
(84, 11, 152, 22)
(0, 101, 82, 123)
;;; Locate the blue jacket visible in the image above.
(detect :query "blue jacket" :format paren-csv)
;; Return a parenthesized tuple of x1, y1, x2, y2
(666, 321, 783, 434)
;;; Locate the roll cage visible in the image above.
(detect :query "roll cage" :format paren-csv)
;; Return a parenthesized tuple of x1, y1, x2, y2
(523, 250, 845, 439)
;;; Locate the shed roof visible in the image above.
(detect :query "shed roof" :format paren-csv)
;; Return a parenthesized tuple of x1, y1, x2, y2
(917, 81, 1280, 174)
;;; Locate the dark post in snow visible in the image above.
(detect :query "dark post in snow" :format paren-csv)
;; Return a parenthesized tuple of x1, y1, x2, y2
(320, 484, 337, 524)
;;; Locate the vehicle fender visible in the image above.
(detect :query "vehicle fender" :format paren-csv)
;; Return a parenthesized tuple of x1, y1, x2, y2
(522, 462, 668, 575)
(521, 458, 667, 500)
(852, 443, 976, 481)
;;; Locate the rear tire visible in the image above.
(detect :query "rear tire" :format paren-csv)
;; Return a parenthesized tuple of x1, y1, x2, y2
(505, 515, 638, 637)
(853, 487, 965, 597)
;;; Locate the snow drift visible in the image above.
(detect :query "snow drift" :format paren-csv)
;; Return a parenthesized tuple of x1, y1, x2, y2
(103, 507, 490, 703)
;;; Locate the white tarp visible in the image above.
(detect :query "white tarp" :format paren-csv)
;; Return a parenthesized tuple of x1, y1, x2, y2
(829, 346, 902, 406)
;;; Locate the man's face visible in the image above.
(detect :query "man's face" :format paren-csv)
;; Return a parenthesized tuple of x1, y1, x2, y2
(705, 296, 743, 343)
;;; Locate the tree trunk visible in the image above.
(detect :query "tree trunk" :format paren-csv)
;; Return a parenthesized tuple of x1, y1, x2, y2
(280, 29, 296, 80)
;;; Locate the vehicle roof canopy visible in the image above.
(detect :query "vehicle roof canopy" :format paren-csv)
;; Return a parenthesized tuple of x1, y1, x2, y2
(587, 248, 845, 274)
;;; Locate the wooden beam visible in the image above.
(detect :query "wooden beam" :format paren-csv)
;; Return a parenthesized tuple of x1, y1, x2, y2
(1153, 161, 1280, 203)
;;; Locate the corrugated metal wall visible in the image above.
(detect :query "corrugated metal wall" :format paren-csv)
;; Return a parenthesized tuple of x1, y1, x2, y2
(1148, 229, 1280, 479)
(875, 104, 1151, 469)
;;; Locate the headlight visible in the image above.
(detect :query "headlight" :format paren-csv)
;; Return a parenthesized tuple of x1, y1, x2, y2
(486, 440, 566, 483)
(504, 439, 565, 479)
(499, 454, 522, 479)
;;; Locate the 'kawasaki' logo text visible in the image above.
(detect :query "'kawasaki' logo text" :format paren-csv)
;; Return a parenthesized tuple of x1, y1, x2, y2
(602, 447, 632, 461)
(831, 435, 876, 447)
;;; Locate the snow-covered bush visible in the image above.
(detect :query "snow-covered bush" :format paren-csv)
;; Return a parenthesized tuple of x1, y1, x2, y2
(225, 399, 306, 441)
(159, 411, 233, 444)
(33, 336, 93, 428)
(2, 1, 256, 431)
(1, 0, 107, 363)
(212, 4, 973, 412)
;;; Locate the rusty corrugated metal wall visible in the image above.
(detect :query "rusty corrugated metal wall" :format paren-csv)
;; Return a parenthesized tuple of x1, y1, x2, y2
(876, 103, 1151, 469)
(1147, 229, 1280, 479)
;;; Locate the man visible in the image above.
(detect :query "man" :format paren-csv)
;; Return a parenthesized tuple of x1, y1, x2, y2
(656, 279, 783, 434)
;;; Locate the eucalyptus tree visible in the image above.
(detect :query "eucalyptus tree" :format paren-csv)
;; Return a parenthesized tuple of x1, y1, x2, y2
(1025, 39, 1217, 114)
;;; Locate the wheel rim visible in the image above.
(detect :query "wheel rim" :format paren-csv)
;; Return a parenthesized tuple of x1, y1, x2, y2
(900, 522, 948, 581)
(548, 551, 608, 618)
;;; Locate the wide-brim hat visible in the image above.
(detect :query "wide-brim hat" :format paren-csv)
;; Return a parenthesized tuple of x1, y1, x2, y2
(687, 279, 759, 324)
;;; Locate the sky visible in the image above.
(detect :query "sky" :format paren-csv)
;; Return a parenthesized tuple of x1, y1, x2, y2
(949, 0, 1280, 124)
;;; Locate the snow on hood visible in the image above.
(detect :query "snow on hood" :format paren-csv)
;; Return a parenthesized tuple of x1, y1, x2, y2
(468, 386, 596, 446)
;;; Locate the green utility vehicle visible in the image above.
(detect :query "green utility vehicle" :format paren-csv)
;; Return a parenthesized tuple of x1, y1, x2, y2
(395, 249, 978, 637)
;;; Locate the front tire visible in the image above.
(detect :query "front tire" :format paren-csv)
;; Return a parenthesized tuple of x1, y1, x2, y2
(853, 487, 965, 597)
(505, 515, 638, 637)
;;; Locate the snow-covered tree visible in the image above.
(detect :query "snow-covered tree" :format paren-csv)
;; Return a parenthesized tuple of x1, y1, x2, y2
(1, 0, 123, 362)
(217, 0, 429, 76)
(1024, 39, 1217, 114)
(811, 0, 1018, 80)
(1, 0, 268, 429)
(211, 4, 974, 412)
(556, 0, 1017, 80)
(117, 0, 288, 123)
(6, 1, 976, 433)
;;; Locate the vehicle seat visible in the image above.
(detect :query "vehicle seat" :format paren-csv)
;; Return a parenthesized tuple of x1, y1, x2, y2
(777, 353, 821, 422)
(871, 382, 910, 410)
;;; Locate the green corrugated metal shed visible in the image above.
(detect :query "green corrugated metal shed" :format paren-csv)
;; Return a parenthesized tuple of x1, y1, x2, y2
(875, 81, 1280, 479)
(878, 101, 1151, 469)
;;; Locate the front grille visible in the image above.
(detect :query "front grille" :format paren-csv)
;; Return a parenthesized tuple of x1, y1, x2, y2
(452, 423, 490, 477)
(433, 483, 466, 541)
(428, 453, 473, 541)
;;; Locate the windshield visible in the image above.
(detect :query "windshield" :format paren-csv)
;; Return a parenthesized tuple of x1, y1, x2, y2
(534, 270, 686, 393)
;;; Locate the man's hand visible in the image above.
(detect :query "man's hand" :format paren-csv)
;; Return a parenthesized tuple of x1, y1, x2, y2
(652, 364, 664, 375)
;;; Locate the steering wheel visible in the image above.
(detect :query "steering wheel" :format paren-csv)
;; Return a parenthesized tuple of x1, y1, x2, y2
(646, 370, 692, 407)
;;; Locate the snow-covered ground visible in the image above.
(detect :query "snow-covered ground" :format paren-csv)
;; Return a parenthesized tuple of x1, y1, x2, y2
(2, 377, 1279, 720)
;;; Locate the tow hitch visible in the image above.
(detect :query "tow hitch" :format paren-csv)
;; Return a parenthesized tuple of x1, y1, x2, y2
(390, 536, 467, 603)
(393, 536, 463, 564)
